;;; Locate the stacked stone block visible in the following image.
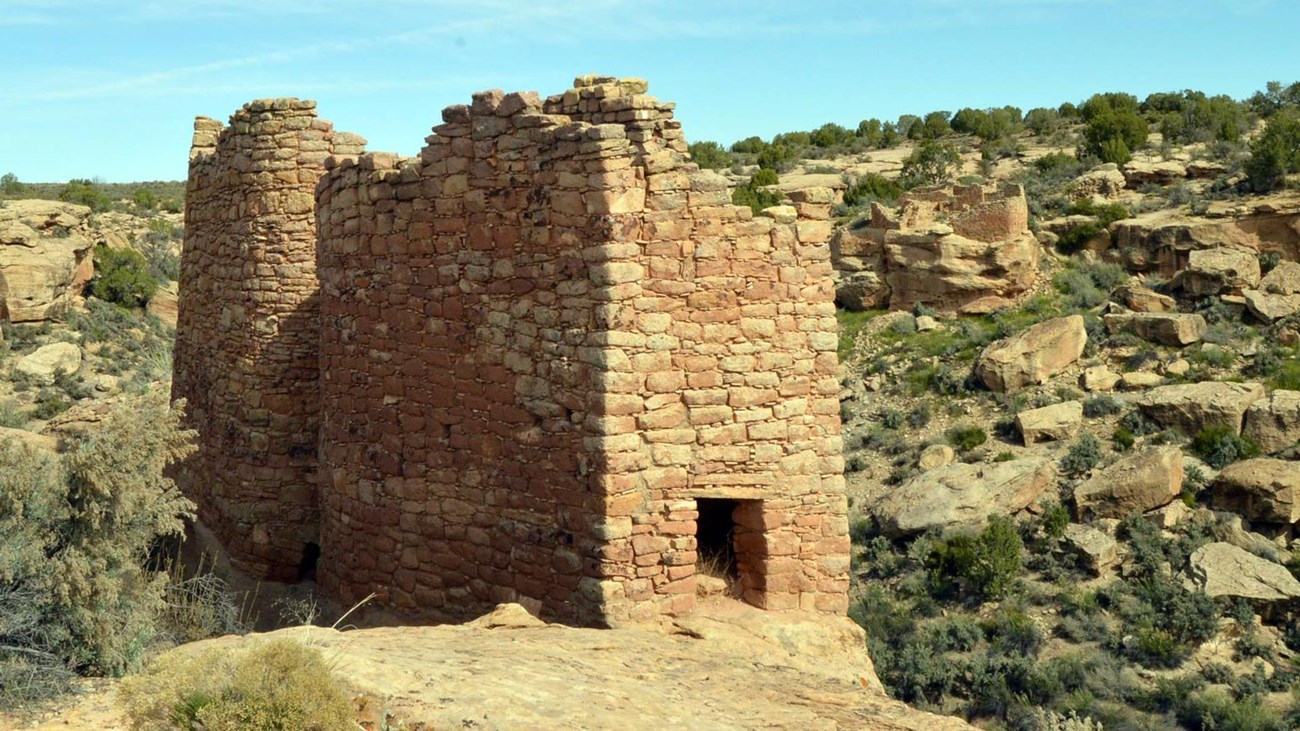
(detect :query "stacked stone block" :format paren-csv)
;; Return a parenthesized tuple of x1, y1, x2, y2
(179, 77, 848, 624)
(173, 99, 364, 580)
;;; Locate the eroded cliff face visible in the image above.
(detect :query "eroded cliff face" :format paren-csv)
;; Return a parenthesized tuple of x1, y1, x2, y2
(0, 200, 95, 323)
(832, 183, 1039, 315)
(1109, 194, 1300, 276)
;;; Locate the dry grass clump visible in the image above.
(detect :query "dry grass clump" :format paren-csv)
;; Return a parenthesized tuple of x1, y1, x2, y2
(118, 636, 355, 731)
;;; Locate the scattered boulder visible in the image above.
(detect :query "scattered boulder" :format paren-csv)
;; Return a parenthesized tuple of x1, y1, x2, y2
(1116, 283, 1177, 313)
(1212, 459, 1300, 524)
(0, 426, 59, 453)
(1260, 260, 1300, 294)
(914, 315, 939, 332)
(1186, 542, 1300, 601)
(1186, 161, 1227, 179)
(1243, 289, 1300, 323)
(14, 341, 82, 385)
(975, 315, 1088, 393)
(0, 200, 97, 322)
(1164, 359, 1190, 377)
(1174, 246, 1261, 296)
(1104, 312, 1206, 346)
(1073, 446, 1184, 520)
(1081, 365, 1120, 392)
(1137, 381, 1266, 436)
(1122, 160, 1187, 186)
(1016, 400, 1083, 444)
(1120, 371, 1163, 390)
(917, 443, 955, 471)
(1243, 390, 1300, 454)
(1069, 164, 1126, 200)
(871, 457, 1056, 537)
(1063, 523, 1121, 576)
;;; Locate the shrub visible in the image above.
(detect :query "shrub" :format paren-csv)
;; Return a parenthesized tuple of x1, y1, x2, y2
(1060, 434, 1103, 475)
(750, 167, 779, 186)
(58, 178, 112, 212)
(1112, 427, 1135, 451)
(842, 173, 902, 208)
(687, 140, 732, 170)
(1079, 93, 1148, 164)
(0, 390, 196, 700)
(732, 180, 783, 215)
(91, 245, 159, 307)
(1083, 395, 1124, 418)
(119, 637, 356, 731)
(945, 424, 987, 452)
(1191, 426, 1259, 468)
(899, 140, 961, 189)
(1245, 108, 1300, 193)
(1055, 221, 1104, 255)
(925, 516, 1023, 600)
(984, 604, 1042, 657)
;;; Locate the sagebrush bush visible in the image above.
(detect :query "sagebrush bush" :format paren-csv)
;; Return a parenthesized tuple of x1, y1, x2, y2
(0, 389, 196, 698)
(925, 516, 1023, 600)
(1060, 434, 1103, 475)
(1190, 425, 1258, 468)
(119, 637, 356, 731)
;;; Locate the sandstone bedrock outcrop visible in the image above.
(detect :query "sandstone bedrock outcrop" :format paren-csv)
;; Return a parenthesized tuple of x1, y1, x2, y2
(172, 76, 849, 626)
(831, 183, 1038, 314)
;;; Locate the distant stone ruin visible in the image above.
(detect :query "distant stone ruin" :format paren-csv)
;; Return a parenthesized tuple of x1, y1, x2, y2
(831, 182, 1039, 314)
(172, 76, 848, 625)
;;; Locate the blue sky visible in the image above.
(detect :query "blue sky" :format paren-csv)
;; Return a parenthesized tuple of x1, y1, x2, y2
(1, 0, 1296, 182)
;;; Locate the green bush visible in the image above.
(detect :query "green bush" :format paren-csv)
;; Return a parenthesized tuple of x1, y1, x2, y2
(1245, 108, 1300, 193)
(842, 173, 902, 208)
(687, 140, 732, 170)
(0, 391, 196, 702)
(1190, 425, 1259, 468)
(1060, 434, 1103, 475)
(926, 516, 1023, 601)
(900, 140, 961, 189)
(750, 167, 779, 186)
(119, 637, 356, 731)
(1055, 221, 1104, 255)
(1079, 93, 1148, 164)
(58, 178, 112, 212)
(1083, 395, 1124, 418)
(945, 424, 987, 452)
(92, 245, 159, 308)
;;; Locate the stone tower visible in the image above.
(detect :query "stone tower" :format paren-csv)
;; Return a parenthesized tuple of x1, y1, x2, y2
(175, 77, 848, 624)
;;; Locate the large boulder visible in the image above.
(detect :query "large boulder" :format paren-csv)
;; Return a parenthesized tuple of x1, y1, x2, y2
(870, 457, 1056, 537)
(1116, 283, 1177, 313)
(1063, 523, 1121, 576)
(1069, 164, 1126, 201)
(1103, 312, 1206, 346)
(0, 200, 96, 322)
(1174, 246, 1262, 296)
(1243, 390, 1300, 454)
(1212, 459, 1300, 524)
(14, 341, 82, 385)
(975, 315, 1088, 393)
(1016, 400, 1083, 444)
(1186, 542, 1300, 601)
(883, 230, 1040, 314)
(1122, 160, 1187, 186)
(1073, 446, 1184, 520)
(1137, 382, 1266, 436)
(1242, 289, 1300, 323)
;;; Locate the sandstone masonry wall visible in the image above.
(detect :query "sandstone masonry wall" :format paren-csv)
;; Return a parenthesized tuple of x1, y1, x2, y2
(179, 77, 847, 624)
(173, 99, 364, 580)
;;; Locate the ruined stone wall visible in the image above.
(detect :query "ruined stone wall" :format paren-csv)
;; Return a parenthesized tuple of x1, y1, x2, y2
(312, 77, 846, 622)
(172, 99, 364, 580)
(896, 183, 1029, 242)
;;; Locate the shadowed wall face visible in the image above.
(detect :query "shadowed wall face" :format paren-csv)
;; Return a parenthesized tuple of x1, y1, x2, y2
(172, 99, 364, 580)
